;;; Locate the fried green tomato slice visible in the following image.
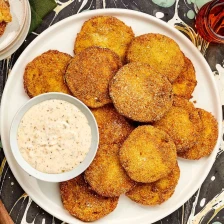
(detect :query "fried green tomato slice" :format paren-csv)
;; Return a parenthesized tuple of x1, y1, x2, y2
(127, 33, 185, 82)
(74, 16, 134, 63)
(85, 144, 135, 197)
(178, 108, 218, 160)
(172, 57, 197, 99)
(109, 62, 173, 122)
(65, 46, 122, 108)
(60, 175, 119, 222)
(126, 184, 174, 206)
(91, 104, 134, 145)
(125, 162, 180, 205)
(154, 162, 180, 192)
(24, 50, 72, 98)
(154, 97, 202, 153)
(119, 125, 177, 183)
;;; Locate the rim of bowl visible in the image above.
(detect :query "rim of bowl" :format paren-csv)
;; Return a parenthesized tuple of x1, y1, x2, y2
(9, 92, 99, 182)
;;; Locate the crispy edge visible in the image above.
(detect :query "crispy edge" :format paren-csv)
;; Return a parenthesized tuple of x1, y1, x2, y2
(119, 125, 177, 183)
(154, 162, 180, 192)
(65, 46, 122, 108)
(85, 144, 136, 197)
(126, 183, 175, 206)
(74, 16, 134, 63)
(0, 21, 6, 36)
(154, 97, 202, 152)
(60, 175, 119, 222)
(126, 33, 185, 82)
(24, 50, 72, 98)
(109, 62, 173, 122)
(172, 56, 197, 99)
(178, 108, 218, 160)
(91, 104, 134, 144)
(125, 162, 180, 206)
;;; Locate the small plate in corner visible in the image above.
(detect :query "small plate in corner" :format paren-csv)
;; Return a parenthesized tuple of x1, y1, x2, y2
(0, 0, 28, 52)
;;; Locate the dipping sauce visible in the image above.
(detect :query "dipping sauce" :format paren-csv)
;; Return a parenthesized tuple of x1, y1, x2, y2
(17, 99, 92, 174)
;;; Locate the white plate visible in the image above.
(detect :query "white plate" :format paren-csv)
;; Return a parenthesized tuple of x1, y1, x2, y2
(1, 9, 222, 224)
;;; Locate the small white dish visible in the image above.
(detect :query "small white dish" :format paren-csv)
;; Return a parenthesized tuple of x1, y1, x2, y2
(10, 92, 99, 182)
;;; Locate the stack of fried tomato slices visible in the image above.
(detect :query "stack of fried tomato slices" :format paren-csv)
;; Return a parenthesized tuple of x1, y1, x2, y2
(23, 16, 218, 222)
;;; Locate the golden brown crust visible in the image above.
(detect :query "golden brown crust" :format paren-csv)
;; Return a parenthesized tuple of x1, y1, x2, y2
(74, 16, 134, 63)
(154, 162, 180, 192)
(24, 50, 72, 98)
(119, 125, 177, 183)
(85, 144, 136, 197)
(125, 162, 180, 205)
(0, 0, 12, 23)
(126, 183, 175, 206)
(178, 108, 218, 160)
(65, 46, 122, 108)
(172, 57, 197, 99)
(109, 62, 173, 122)
(0, 21, 6, 36)
(60, 175, 119, 222)
(127, 33, 185, 82)
(91, 104, 134, 145)
(154, 97, 202, 153)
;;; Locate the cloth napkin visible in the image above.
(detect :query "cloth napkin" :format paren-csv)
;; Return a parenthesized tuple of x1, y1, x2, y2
(29, 0, 57, 33)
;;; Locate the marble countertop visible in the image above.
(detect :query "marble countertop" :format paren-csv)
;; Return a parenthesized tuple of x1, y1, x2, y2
(0, 1, 224, 224)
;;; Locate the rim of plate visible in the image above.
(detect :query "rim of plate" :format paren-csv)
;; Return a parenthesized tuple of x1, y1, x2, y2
(1, 8, 222, 224)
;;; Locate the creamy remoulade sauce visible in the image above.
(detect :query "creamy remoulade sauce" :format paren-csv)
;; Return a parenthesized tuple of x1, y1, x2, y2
(17, 99, 92, 174)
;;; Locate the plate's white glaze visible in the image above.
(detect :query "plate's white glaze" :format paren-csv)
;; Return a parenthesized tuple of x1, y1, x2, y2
(1, 9, 222, 224)
(0, 0, 27, 51)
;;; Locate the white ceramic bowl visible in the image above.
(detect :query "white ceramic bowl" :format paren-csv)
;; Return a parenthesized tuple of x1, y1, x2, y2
(10, 92, 99, 182)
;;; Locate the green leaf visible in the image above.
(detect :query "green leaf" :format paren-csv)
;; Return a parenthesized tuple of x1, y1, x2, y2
(29, 0, 57, 33)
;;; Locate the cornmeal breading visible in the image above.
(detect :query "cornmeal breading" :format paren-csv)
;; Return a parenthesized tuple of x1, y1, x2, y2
(178, 108, 218, 160)
(127, 33, 185, 83)
(24, 50, 72, 97)
(109, 62, 173, 122)
(0, 0, 12, 23)
(60, 175, 119, 222)
(74, 16, 134, 63)
(119, 125, 177, 183)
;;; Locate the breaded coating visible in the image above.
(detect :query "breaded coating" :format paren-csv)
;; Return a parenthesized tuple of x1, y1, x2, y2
(74, 16, 134, 63)
(65, 46, 122, 108)
(0, 21, 6, 36)
(60, 175, 119, 222)
(126, 162, 180, 205)
(109, 62, 173, 122)
(85, 144, 135, 197)
(24, 50, 72, 98)
(126, 183, 175, 206)
(154, 97, 202, 153)
(172, 57, 197, 99)
(119, 125, 177, 183)
(0, 0, 12, 23)
(91, 104, 134, 145)
(178, 108, 218, 160)
(127, 33, 185, 82)
(154, 162, 180, 192)
(0, 0, 11, 36)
